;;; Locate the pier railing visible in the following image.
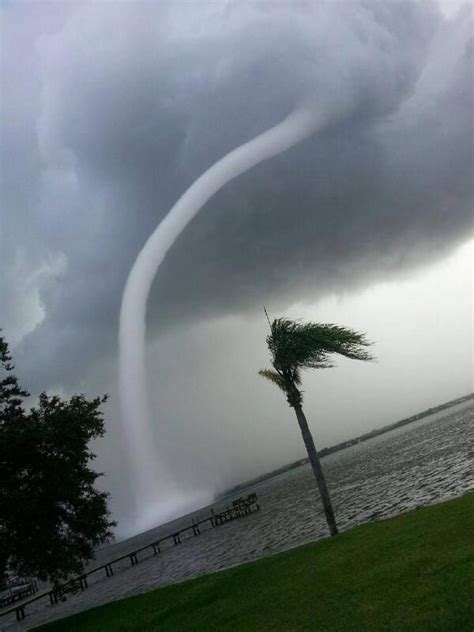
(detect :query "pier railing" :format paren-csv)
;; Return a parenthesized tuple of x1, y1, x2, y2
(0, 580, 39, 609)
(0, 493, 260, 623)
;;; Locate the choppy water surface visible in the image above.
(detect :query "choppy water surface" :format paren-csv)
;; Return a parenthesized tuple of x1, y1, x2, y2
(4, 402, 473, 630)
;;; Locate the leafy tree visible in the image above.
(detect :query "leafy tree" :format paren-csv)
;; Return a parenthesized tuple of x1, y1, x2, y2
(259, 317, 373, 536)
(0, 333, 30, 578)
(0, 333, 28, 421)
(0, 332, 115, 585)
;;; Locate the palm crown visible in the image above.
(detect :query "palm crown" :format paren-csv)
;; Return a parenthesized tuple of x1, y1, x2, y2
(259, 318, 373, 403)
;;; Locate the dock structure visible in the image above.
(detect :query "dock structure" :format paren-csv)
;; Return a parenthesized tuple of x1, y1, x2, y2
(0, 580, 39, 618)
(0, 493, 260, 624)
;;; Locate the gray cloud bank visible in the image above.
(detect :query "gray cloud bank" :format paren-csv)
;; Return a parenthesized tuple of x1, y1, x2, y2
(2, 0, 473, 393)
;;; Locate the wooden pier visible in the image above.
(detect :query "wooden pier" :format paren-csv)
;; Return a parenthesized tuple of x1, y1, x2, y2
(0, 581, 38, 609)
(0, 493, 260, 623)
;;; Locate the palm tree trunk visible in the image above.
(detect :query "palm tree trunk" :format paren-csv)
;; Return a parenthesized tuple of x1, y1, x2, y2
(293, 404, 338, 536)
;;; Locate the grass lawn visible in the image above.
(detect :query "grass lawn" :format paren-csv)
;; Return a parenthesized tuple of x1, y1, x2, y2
(39, 493, 473, 631)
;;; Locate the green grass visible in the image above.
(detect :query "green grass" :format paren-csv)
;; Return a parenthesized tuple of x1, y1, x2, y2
(39, 494, 474, 631)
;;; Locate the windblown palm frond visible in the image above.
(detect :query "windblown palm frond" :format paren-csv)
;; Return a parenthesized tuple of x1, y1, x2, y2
(258, 369, 287, 393)
(267, 318, 373, 374)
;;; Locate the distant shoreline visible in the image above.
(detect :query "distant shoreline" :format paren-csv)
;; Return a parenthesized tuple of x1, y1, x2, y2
(220, 393, 474, 498)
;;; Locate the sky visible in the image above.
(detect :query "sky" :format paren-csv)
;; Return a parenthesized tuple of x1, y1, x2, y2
(1, 0, 472, 535)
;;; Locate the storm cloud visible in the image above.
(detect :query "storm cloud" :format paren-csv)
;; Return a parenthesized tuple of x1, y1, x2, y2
(0, 0, 473, 532)
(1, 0, 471, 391)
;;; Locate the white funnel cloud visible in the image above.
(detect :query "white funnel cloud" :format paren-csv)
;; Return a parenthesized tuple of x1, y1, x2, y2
(119, 106, 327, 530)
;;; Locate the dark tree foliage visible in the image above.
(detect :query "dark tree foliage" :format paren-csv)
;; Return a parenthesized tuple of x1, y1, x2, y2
(0, 332, 115, 585)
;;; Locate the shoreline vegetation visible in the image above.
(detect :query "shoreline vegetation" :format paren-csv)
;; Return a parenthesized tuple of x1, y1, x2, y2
(38, 493, 474, 631)
(221, 393, 474, 499)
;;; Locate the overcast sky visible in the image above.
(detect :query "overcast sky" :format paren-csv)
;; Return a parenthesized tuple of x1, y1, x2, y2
(1, 0, 472, 535)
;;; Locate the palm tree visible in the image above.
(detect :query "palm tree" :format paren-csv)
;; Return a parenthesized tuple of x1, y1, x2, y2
(259, 316, 373, 536)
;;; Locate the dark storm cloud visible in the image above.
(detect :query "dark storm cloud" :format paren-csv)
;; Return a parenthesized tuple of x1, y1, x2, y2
(1, 1, 472, 391)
